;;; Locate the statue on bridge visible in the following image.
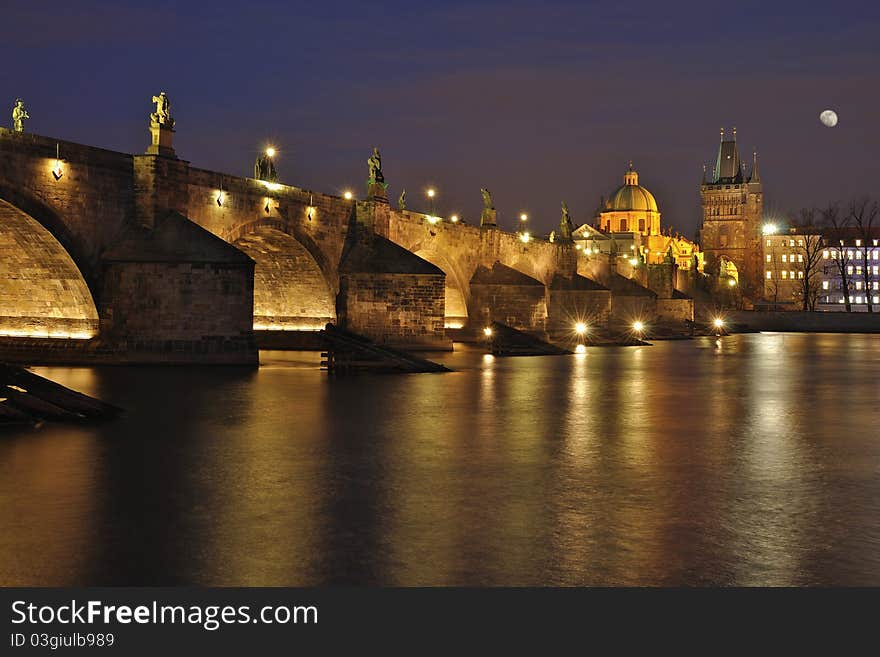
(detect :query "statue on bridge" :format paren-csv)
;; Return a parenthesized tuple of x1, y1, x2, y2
(11, 99, 29, 132)
(481, 187, 494, 210)
(367, 147, 384, 183)
(479, 188, 497, 227)
(254, 153, 278, 183)
(558, 201, 573, 241)
(150, 92, 174, 129)
(398, 189, 406, 211)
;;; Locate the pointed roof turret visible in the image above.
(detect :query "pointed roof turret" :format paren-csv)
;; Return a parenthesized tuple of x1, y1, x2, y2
(713, 127, 744, 183)
(750, 149, 760, 183)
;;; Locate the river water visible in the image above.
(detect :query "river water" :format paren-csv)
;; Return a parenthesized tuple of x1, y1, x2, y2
(1, 333, 879, 586)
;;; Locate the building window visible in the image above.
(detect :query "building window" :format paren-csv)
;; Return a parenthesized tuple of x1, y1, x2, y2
(798, 271, 804, 279)
(766, 239, 772, 247)
(766, 254, 772, 262)
(638, 218, 645, 232)
(823, 250, 829, 259)
(781, 271, 787, 279)
(831, 250, 838, 259)
(797, 239, 804, 246)
(789, 239, 795, 247)
(848, 266, 854, 275)
(857, 267, 863, 275)
(620, 219, 628, 231)
(856, 239, 862, 247)
(874, 282, 879, 290)
(848, 250, 854, 259)
(798, 254, 803, 263)
(782, 254, 788, 263)
(875, 296, 880, 304)
(856, 281, 863, 290)
(766, 270, 772, 279)
(822, 281, 829, 290)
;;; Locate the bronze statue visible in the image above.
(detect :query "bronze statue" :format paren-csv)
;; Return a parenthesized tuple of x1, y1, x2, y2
(150, 92, 174, 128)
(398, 189, 406, 211)
(12, 99, 28, 132)
(254, 153, 278, 182)
(481, 187, 493, 210)
(558, 201, 573, 241)
(367, 147, 384, 183)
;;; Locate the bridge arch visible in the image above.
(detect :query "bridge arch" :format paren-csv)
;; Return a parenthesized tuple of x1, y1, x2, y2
(410, 247, 470, 328)
(0, 198, 98, 338)
(231, 225, 335, 330)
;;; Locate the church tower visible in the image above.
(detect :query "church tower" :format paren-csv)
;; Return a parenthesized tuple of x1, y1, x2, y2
(699, 127, 763, 294)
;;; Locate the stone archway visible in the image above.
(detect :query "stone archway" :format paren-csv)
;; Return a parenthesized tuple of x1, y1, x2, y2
(232, 227, 335, 330)
(0, 198, 98, 338)
(412, 249, 469, 328)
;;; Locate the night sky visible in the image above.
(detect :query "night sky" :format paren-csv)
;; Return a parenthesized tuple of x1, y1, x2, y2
(3, 0, 878, 237)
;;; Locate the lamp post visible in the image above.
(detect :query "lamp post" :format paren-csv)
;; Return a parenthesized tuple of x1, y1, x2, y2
(427, 188, 436, 215)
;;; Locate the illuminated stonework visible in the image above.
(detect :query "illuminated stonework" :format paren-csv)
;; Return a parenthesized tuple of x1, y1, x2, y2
(0, 198, 97, 338)
(233, 227, 335, 330)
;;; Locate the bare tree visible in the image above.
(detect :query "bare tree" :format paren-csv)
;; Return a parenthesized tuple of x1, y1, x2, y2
(848, 198, 879, 313)
(793, 209, 824, 311)
(822, 203, 854, 312)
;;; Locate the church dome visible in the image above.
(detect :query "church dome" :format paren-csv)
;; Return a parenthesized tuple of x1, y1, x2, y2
(605, 163, 658, 213)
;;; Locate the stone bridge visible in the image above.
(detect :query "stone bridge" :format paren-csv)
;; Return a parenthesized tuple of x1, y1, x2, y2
(0, 123, 663, 364)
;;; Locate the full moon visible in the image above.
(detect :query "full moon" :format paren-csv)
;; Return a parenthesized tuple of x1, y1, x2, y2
(820, 109, 838, 127)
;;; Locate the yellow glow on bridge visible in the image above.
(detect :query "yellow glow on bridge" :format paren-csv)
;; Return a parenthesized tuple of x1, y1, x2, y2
(0, 327, 94, 340)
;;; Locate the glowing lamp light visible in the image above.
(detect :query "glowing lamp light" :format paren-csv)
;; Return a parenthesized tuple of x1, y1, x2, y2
(629, 258, 639, 266)
(265, 147, 276, 158)
(713, 318, 725, 329)
(450, 214, 459, 223)
(52, 160, 64, 181)
(343, 190, 353, 200)
(574, 322, 587, 336)
(575, 344, 587, 354)
(633, 321, 644, 333)
(520, 213, 528, 222)
(520, 231, 531, 243)
(427, 215, 440, 224)
(575, 244, 582, 250)
(728, 278, 737, 287)
(762, 223, 778, 235)
(259, 180, 282, 191)
(216, 191, 224, 207)
(483, 327, 493, 337)
(427, 188, 435, 198)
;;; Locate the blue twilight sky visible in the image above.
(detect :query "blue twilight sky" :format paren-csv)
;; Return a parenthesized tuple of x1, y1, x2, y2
(2, 0, 878, 237)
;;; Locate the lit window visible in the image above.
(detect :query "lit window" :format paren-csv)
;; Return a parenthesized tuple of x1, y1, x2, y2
(797, 239, 804, 246)
(798, 271, 804, 279)
(823, 250, 829, 259)
(848, 251, 854, 259)
(856, 281, 863, 290)
(857, 267, 863, 275)
(766, 254, 772, 262)
(766, 239, 772, 247)
(874, 266, 879, 275)
(782, 254, 788, 263)
(790, 271, 796, 279)
(781, 271, 787, 279)
(856, 296, 863, 304)
(766, 270, 772, 279)
(856, 239, 862, 247)
(874, 282, 879, 290)
(847, 266, 854, 275)
(875, 296, 880, 304)
(798, 254, 803, 263)
(831, 250, 838, 259)
(874, 251, 879, 261)
(789, 239, 795, 247)
(822, 281, 829, 290)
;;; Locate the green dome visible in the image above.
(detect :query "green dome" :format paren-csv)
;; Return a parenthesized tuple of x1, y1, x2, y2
(605, 165, 658, 213)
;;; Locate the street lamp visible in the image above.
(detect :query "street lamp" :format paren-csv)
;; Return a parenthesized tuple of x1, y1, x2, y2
(427, 188, 436, 214)
(520, 213, 528, 222)
(633, 320, 645, 341)
(265, 147, 276, 158)
(450, 214, 459, 223)
(343, 190, 353, 200)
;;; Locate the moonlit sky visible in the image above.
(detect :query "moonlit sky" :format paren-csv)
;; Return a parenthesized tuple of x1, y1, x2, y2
(2, 0, 878, 237)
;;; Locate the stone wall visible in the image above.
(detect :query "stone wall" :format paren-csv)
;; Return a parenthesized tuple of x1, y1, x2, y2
(338, 273, 446, 347)
(655, 298, 694, 324)
(470, 263, 548, 333)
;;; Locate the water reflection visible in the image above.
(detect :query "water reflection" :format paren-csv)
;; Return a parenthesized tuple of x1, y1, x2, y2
(1, 334, 879, 585)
